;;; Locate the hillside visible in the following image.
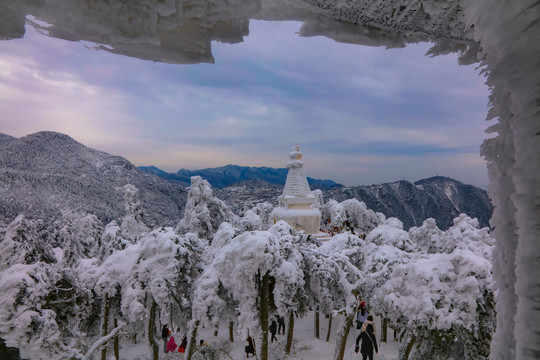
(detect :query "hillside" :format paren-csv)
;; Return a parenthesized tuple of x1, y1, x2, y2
(0, 131, 187, 227)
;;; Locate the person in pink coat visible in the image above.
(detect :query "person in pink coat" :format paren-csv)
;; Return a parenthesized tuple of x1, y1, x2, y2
(166, 335, 178, 353)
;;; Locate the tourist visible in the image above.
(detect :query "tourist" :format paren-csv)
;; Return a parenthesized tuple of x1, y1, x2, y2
(277, 315, 285, 335)
(245, 335, 256, 358)
(355, 315, 378, 360)
(178, 336, 187, 353)
(270, 320, 277, 342)
(161, 324, 170, 353)
(199, 339, 209, 346)
(356, 302, 369, 329)
(166, 335, 177, 353)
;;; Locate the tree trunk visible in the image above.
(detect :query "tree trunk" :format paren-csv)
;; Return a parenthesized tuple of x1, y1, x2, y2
(260, 272, 270, 360)
(113, 317, 119, 359)
(326, 314, 333, 342)
(229, 321, 234, 343)
(381, 317, 387, 343)
(148, 300, 159, 360)
(286, 310, 295, 354)
(186, 320, 200, 360)
(314, 307, 320, 339)
(403, 335, 416, 360)
(333, 313, 354, 360)
(101, 294, 110, 360)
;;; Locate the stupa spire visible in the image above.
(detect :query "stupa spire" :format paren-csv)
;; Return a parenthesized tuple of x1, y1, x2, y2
(282, 142, 311, 198)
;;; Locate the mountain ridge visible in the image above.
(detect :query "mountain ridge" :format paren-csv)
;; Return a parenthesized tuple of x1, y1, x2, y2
(138, 164, 342, 189)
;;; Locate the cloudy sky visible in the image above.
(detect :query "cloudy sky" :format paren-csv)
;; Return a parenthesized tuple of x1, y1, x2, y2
(0, 19, 491, 187)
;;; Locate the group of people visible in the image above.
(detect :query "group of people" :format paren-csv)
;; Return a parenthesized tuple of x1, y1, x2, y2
(161, 305, 377, 359)
(354, 301, 378, 360)
(161, 324, 189, 354)
(269, 315, 285, 343)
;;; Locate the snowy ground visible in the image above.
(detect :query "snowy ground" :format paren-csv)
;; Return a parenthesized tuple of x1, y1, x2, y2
(119, 314, 399, 360)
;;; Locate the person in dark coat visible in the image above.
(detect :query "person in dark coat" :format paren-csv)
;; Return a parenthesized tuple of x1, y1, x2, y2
(277, 315, 285, 335)
(355, 315, 378, 360)
(245, 335, 256, 358)
(270, 320, 277, 342)
(161, 324, 170, 353)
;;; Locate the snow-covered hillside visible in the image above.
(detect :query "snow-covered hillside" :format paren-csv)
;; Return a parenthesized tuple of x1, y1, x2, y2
(0, 131, 187, 227)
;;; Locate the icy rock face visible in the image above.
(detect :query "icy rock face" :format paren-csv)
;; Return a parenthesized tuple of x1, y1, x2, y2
(2, 0, 479, 64)
(0, 0, 260, 64)
(461, 1, 540, 359)
(300, 0, 479, 63)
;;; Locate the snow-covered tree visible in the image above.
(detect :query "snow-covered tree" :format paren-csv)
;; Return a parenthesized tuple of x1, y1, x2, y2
(314, 233, 367, 360)
(0, 215, 56, 270)
(311, 189, 324, 208)
(359, 218, 415, 293)
(377, 249, 494, 359)
(119, 184, 150, 241)
(176, 176, 237, 242)
(96, 220, 131, 262)
(321, 200, 347, 229)
(79, 227, 205, 358)
(438, 214, 493, 256)
(374, 214, 495, 360)
(193, 221, 305, 360)
(49, 210, 103, 268)
(0, 215, 79, 359)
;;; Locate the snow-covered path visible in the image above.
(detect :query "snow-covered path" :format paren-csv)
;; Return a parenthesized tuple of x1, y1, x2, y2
(120, 313, 399, 360)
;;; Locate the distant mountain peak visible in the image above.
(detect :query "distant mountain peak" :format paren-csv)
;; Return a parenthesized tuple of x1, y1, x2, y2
(414, 176, 464, 185)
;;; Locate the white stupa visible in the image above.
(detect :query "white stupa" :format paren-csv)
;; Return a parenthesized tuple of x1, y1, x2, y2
(272, 143, 322, 235)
